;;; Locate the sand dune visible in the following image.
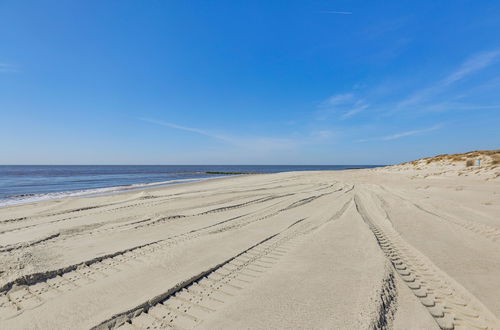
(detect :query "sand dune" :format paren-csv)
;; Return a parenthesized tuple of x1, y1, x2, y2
(1, 158, 499, 329)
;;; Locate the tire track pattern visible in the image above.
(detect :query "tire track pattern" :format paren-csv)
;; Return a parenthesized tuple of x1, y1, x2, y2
(0, 190, 338, 319)
(93, 196, 353, 330)
(0, 181, 320, 238)
(412, 203, 500, 244)
(355, 194, 500, 330)
(0, 193, 272, 235)
(372, 268, 397, 330)
(0, 192, 297, 251)
(377, 185, 500, 245)
(0, 233, 197, 320)
(92, 219, 310, 330)
(131, 194, 290, 230)
(0, 180, 317, 225)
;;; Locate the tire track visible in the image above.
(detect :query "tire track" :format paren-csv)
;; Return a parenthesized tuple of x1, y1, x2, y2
(0, 233, 60, 252)
(0, 179, 319, 224)
(206, 189, 347, 235)
(0, 180, 311, 224)
(372, 267, 397, 330)
(0, 193, 276, 238)
(91, 219, 314, 329)
(0, 188, 342, 319)
(91, 194, 353, 330)
(0, 193, 265, 235)
(131, 194, 292, 230)
(0, 181, 319, 236)
(125, 181, 340, 231)
(1, 192, 297, 252)
(0, 205, 108, 224)
(355, 193, 500, 330)
(0, 234, 188, 320)
(1, 184, 335, 253)
(411, 203, 500, 244)
(108, 183, 325, 231)
(377, 185, 500, 245)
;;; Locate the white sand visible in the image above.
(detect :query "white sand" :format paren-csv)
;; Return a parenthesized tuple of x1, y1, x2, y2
(1, 155, 499, 329)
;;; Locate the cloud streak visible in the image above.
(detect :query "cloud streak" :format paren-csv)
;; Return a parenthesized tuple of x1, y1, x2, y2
(317, 94, 368, 120)
(320, 11, 352, 15)
(0, 63, 18, 73)
(341, 103, 369, 119)
(398, 49, 500, 109)
(140, 118, 228, 141)
(358, 124, 442, 142)
(140, 118, 299, 151)
(442, 50, 500, 86)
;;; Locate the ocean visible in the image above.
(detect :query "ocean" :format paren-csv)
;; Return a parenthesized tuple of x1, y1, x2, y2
(0, 165, 381, 207)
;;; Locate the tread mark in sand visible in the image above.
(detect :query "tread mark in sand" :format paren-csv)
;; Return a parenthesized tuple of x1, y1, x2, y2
(377, 185, 500, 245)
(0, 191, 329, 319)
(354, 194, 500, 330)
(0, 179, 314, 226)
(0, 194, 267, 234)
(0, 192, 293, 251)
(131, 194, 291, 230)
(412, 202, 500, 244)
(93, 197, 353, 330)
(0, 191, 296, 236)
(91, 218, 310, 330)
(0, 187, 345, 322)
(372, 268, 397, 330)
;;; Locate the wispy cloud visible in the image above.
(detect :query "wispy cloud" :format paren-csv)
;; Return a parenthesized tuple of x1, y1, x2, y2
(140, 118, 299, 151)
(382, 125, 441, 140)
(329, 49, 500, 121)
(0, 63, 18, 73)
(140, 117, 340, 151)
(442, 50, 500, 86)
(317, 93, 368, 120)
(140, 118, 228, 141)
(358, 124, 442, 142)
(398, 50, 500, 109)
(341, 102, 369, 119)
(320, 93, 354, 107)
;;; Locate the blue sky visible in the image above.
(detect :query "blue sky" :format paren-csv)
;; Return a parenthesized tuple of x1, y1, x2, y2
(1, 1, 499, 165)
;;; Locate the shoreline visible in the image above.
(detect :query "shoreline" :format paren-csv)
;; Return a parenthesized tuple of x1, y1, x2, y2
(0, 175, 235, 208)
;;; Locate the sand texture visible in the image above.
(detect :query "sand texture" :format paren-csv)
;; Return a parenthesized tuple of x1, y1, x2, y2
(1, 158, 499, 329)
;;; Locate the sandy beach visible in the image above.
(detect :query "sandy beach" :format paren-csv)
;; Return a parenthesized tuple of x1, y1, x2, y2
(1, 153, 499, 329)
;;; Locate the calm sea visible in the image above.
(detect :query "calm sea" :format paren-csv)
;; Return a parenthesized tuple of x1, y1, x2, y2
(0, 165, 381, 207)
